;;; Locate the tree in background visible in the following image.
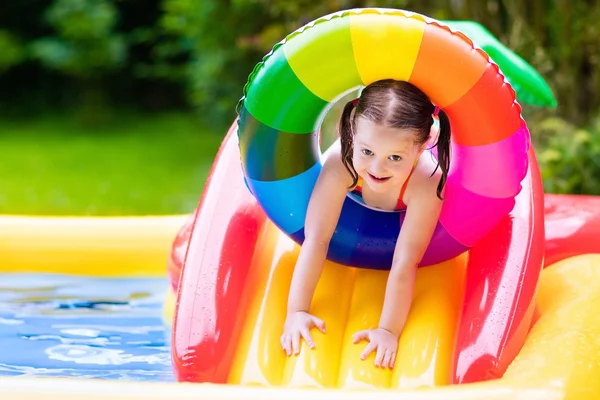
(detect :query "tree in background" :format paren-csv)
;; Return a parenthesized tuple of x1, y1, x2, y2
(1, 0, 597, 129)
(0, 30, 24, 73)
(438, 0, 600, 127)
(29, 0, 127, 123)
(138, 0, 273, 126)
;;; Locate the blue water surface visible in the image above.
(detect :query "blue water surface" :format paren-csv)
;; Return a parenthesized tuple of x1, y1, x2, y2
(0, 274, 174, 381)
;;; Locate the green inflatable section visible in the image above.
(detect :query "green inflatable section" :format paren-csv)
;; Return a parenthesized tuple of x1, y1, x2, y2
(442, 20, 556, 108)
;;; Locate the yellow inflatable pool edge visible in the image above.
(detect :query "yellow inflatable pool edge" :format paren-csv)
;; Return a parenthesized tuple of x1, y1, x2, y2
(162, 284, 176, 327)
(0, 215, 188, 277)
(0, 375, 564, 400)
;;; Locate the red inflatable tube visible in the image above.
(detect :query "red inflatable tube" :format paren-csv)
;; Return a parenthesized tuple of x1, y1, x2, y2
(171, 122, 267, 383)
(451, 147, 545, 383)
(544, 193, 600, 266)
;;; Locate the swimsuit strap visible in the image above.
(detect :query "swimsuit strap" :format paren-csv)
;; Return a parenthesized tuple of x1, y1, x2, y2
(352, 158, 419, 210)
(396, 158, 419, 210)
(353, 176, 364, 193)
(398, 163, 417, 202)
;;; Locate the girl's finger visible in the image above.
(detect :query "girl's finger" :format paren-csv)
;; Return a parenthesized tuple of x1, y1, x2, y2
(374, 346, 385, 367)
(353, 330, 369, 344)
(300, 328, 315, 349)
(282, 335, 292, 356)
(382, 349, 394, 369)
(312, 316, 327, 333)
(360, 341, 377, 360)
(292, 332, 301, 355)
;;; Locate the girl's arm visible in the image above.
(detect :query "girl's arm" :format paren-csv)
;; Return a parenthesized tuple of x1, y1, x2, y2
(378, 178, 444, 336)
(286, 152, 351, 314)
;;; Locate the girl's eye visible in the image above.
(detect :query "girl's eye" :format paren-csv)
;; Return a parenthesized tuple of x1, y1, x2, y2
(389, 155, 402, 162)
(361, 149, 373, 156)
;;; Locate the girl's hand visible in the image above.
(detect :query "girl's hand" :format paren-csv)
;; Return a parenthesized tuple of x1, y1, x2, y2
(353, 327, 399, 369)
(280, 311, 326, 356)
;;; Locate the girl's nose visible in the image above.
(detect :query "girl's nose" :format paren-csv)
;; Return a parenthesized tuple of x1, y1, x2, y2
(371, 159, 387, 175)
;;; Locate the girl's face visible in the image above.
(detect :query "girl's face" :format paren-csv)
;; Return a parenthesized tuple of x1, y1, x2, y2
(352, 117, 426, 193)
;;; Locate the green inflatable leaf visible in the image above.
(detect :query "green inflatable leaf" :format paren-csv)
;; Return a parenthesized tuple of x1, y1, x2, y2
(442, 20, 557, 108)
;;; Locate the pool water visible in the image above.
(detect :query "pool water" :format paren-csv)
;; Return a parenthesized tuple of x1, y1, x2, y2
(0, 274, 174, 381)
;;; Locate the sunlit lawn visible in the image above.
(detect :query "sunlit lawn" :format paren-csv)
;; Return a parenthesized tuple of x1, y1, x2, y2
(0, 111, 226, 216)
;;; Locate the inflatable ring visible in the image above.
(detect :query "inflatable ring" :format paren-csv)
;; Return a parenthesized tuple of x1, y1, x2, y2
(237, 8, 530, 269)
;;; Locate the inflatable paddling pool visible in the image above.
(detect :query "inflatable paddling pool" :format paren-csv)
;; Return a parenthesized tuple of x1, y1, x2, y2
(2, 7, 600, 400)
(2, 190, 600, 398)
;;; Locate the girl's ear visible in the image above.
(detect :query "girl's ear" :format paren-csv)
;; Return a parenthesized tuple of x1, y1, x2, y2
(428, 123, 439, 147)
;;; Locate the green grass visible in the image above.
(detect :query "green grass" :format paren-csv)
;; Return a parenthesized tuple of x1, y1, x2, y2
(0, 112, 226, 216)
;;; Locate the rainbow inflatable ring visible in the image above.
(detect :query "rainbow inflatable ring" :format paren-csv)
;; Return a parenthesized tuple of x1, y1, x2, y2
(237, 8, 529, 269)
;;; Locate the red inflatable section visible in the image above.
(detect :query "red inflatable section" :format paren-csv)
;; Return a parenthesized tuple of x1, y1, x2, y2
(171, 122, 267, 383)
(544, 194, 600, 266)
(451, 147, 545, 383)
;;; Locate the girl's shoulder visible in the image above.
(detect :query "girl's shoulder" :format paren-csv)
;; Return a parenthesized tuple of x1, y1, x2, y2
(321, 139, 354, 188)
(405, 152, 443, 202)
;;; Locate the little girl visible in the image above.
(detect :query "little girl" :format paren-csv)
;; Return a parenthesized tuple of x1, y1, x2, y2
(280, 79, 452, 370)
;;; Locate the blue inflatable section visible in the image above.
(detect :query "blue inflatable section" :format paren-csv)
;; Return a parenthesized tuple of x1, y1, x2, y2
(289, 197, 403, 269)
(247, 162, 322, 235)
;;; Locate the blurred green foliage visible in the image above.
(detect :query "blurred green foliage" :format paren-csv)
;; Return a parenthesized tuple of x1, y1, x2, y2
(153, 0, 272, 125)
(0, 30, 24, 72)
(0, 0, 599, 195)
(537, 116, 600, 195)
(27, 0, 127, 123)
(30, 0, 126, 78)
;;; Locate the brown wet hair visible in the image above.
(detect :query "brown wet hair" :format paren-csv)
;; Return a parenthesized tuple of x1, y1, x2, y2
(338, 79, 451, 200)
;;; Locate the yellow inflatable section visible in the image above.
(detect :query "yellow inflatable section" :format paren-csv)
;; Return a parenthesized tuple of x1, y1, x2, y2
(0, 215, 186, 276)
(225, 222, 466, 389)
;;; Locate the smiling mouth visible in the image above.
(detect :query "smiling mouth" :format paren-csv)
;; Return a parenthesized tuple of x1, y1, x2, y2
(368, 173, 391, 183)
